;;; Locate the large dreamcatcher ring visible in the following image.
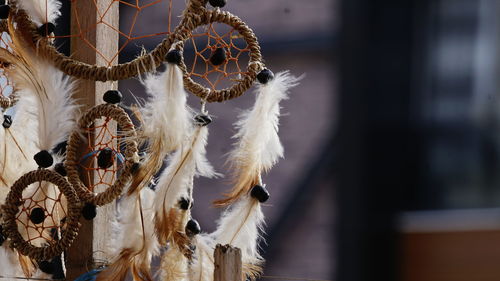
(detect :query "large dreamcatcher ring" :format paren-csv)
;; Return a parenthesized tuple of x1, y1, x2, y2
(65, 103, 139, 206)
(1, 169, 81, 261)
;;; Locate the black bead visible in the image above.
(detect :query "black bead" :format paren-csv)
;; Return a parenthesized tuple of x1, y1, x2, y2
(2, 114, 12, 128)
(0, 5, 9, 20)
(54, 163, 67, 177)
(185, 219, 201, 236)
(97, 148, 114, 169)
(210, 48, 226, 66)
(0, 225, 5, 246)
(34, 150, 54, 168)
(38, 260, 55, 274)
(131, 162, 140, 174)
(209, 0, 226, 8)
(179, 198, 190, 210)
(37, 22, 56, 37)
(257, 69, 274, 84)
(166, 49, 182, 65)
(194, 114, 212, 127)
(29, 208, 46, 224)
(103, 90, 123, 104)
(250, 185, 270, 203)
(82, 203, 97, 220)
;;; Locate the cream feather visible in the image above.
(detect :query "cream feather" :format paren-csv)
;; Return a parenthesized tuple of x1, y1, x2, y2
(215, 71, 300, 206)
(188, 234, 215, 281)
(18, 0, 62, 26)
(128, 62, 191, 195)
(154, 125, 218, 244)
(0, 244, 27, 278)
(212, 196, 265, 280)
(159, 245, 189, 281)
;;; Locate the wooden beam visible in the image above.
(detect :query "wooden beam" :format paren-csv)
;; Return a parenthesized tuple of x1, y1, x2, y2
(65, 1, 118, 279)
(214, 244, 242, 281)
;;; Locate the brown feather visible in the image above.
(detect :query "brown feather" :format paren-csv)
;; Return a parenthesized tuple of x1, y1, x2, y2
(127, 138, 163, 196)
(18, 253, 35, 278)
(96, 249, 134, 281)
(213, 174, 259, 207)
(243, 262, 263, 281)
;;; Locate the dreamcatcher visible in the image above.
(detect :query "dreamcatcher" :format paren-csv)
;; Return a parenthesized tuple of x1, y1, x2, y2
(0, 0, 300, 280)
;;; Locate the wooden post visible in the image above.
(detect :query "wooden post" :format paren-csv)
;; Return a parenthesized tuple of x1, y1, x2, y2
(65, 1, 119, 279)
(214, 244, 243, 281)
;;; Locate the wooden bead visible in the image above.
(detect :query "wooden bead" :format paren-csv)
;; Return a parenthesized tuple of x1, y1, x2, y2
(166, 50, 182, 65)
(34, 150, 54, 168)
(179, 198, 190, 210)
(194, 114, 212, 127)
(185, 219, 201, 236)
(103, 90, 123, 104)
(2, 114, 12, 128)
(29, 208, 46, 224)
(97, 148, 114, 169)
(257, 69, 274, 84)
(210, 48, 226, 66)
(0, 5, 9, 20)
(38, 260, 55, 274)
(250, 185, 270, 203)
(37, 22, 55, 37)
(209, 0, 226, 8)
(82, 203, 97, 220)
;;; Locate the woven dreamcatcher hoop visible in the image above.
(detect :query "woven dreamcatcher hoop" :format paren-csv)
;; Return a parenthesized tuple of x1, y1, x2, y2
(65, 103, 139, 206)
(1, 169, 81, 261)
(5, 0, 264, 103)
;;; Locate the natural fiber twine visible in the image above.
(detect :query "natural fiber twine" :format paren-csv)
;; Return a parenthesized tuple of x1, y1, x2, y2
(65, 104, 138, 206)
(7, 0, 264, 102)
(1, 169, 81, 261)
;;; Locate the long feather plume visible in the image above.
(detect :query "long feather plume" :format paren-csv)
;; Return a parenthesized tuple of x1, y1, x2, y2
(0, 19, 77, 154)
(154, 125, 218, 246)
(214, 71, 300, 206)
(0, 243, 33, 278)
(188, 234, 215, 281)
(96, 188, 160, 281)
(18, 0, 62, 26)
(212, 196, 265, 280)
(128, 61, 191, 195)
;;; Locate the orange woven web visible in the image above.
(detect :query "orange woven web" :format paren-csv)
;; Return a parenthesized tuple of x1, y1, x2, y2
(16, 182, 67, 246)
(184, 22, 251, 91)
(79, 117, 123, 192)
(47, 0, 180, 66)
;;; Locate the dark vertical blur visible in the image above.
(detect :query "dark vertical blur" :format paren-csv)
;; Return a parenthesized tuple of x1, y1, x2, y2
(337, 1, 420, 280)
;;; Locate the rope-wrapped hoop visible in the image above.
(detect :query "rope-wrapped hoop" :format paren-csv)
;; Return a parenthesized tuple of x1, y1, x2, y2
(1, 169, 81, 261)
(65, 104, 138, 206)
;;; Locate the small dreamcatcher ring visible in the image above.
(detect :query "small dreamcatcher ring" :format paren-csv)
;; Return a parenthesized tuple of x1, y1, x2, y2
(65, 104, 138, 206)
(1, 169, 81, 261)
(174, 9, 264, 103)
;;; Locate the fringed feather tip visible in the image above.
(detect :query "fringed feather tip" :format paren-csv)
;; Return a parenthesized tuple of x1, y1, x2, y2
(215, 71, 301, 206)
(18, 0, 62, 26)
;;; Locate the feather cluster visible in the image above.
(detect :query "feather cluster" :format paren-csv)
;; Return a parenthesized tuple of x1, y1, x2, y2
(215, 71, 300, 206)
(18, 0, 62, 26)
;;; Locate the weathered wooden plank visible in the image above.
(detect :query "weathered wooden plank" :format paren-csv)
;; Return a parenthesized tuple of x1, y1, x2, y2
(214, 244, 243, 281)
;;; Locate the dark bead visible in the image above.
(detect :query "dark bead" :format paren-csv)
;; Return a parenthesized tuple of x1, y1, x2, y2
(185, 219, 201, 236)
(97, 148, 114, 169)
(209, 0, 226, 8)
(166, 49, 182, 65)
(29, 208, 46, 224)
(131, 162, 140, 174)
(257, 69, 274, 84)
(250, 185, 270, 203)
(34, 150, 54, 168)
(210, 48, 226, 66)
(194, 114, 212, 127)
(38, 260, 55, 274)
(82, 203, 97, 220)
(0, 225, 5, 246)
(179, 198, 190, 210)
(2, 114, 12, 128)
(54, 163, 67, 177)
(37, 22, 55, 37)
(103, 90, 123, 104)
(0, 5, 9, 20)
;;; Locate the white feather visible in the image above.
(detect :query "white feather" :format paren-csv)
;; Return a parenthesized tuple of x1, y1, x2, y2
(18, 0, 62, 26)
(141, 63, 191, 154)
(188, 234, 215, 281)
(0, 245, 25, 278)
(212, 196, 265, 266)
(159, 245, 189, 281)
(231, 71, 300, 173)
